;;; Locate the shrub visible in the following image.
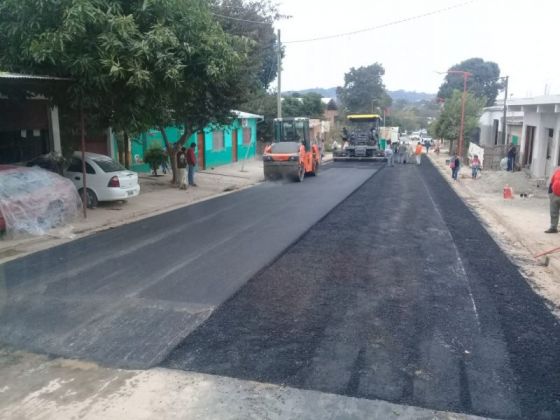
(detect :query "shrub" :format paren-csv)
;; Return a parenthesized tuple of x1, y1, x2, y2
(143, 145, 165, 175)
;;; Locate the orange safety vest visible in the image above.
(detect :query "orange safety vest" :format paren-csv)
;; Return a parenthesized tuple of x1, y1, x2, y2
(415, 144, 423, 155)
(551, 168, 560, 196)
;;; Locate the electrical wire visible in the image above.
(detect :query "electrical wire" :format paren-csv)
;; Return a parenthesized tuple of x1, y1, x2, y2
(283, 0, 477, 44)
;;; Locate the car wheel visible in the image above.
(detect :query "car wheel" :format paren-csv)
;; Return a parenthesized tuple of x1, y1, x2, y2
(79, 188, 98, 209)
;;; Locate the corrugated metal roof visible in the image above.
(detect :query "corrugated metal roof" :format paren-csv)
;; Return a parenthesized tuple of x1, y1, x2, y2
(0, 72, 72, 81)
(232, 110, 264, 120)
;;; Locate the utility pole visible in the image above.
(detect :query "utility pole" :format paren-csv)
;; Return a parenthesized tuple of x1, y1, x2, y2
(459, 72, 468, 157)
(501, 76, 509, 145)
(276, 29, 282, 119)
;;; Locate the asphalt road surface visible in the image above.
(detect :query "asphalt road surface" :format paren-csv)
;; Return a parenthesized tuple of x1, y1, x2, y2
(0, 163, 379, 368)
(162, 160, 560, 420)
(2, 159, 560, 419)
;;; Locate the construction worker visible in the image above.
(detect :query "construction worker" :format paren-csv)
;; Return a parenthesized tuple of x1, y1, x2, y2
(545, 167, 560, 233)
(415, 142, 423, 165)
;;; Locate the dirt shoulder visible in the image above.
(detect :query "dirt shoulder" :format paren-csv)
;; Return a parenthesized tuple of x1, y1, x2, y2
(428, 150, 560, 316)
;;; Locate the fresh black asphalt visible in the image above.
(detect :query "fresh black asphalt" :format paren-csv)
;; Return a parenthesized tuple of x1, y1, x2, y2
(162, 160, 560, 420)
(2, 158, 560, 419)
(0, 163, 379, 368)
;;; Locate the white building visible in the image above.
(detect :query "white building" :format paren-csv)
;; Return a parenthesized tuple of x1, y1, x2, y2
(508, 95, 560, 179)
(478, 101, 523, 147)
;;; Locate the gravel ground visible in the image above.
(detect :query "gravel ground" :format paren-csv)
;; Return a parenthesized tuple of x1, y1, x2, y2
(163, 160, 560, 420)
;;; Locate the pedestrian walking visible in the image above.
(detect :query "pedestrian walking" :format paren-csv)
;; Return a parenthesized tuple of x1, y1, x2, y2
(384, 145, 394, 167)
(398, 142, 408, 164)
(507, 144, 516, 171)
(471, 154, 481, 179)
(186, 142, 197, 187)
(176, 146, 188, 189)
(545, 167, 560, 233)
(450, 154, 460, 181)
(415, 142, 423, 165)
(425, 141, 431, 154)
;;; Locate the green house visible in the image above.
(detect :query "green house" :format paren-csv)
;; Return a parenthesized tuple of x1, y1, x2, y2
(130, 111, 263, 173)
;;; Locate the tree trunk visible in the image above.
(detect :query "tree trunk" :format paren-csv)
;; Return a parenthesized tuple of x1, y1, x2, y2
(123, 131, 130, 169)
(159, 126, 177, 185)
(159, 123, 197, 185)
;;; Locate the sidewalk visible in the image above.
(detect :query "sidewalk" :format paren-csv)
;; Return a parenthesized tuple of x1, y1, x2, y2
(0, 158, 265, 264)
(428, 150, 560, 314)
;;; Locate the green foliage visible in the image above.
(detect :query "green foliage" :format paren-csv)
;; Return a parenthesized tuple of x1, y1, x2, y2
(143, 144, 165, 174)
(210, 0, 280, 90)
(240, 90, 277, 143)
(0, 0, 253, 135)
(386, 99, 440, 132)
(336, 63, 392, 114)
(326, 99, 338, 111)
(282, 92, 325, 118)
(437, 58, 502, 106)
(433, 90, 485, 153)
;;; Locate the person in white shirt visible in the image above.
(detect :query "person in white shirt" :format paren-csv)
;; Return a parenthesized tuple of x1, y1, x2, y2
(384, 144, 394, 167)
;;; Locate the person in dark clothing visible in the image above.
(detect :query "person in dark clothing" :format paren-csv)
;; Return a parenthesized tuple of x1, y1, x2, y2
(176, 146, 188, 189)
(186, 142, 197, 187)
(450, 153, 460, 181)
(507, 144, 516, 171)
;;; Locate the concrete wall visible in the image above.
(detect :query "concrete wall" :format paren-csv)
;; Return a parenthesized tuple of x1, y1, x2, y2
(520, 111, 560, 178)
(130, 119, 257, 173)
(478, 108, 502, 146)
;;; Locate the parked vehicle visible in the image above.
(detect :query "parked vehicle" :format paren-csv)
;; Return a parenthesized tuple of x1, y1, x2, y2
(333, 114, 385, 161)
(0, 165, 81, 237)
(263, 118, 320, 182)
(64, 152, 140, 208)
(421, 136, 433, 146)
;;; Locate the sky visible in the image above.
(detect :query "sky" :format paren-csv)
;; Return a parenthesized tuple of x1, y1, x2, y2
(275, 0, 559, 100)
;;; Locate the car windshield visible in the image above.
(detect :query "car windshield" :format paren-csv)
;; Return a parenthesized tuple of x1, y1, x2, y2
(93, 158, 126, 173)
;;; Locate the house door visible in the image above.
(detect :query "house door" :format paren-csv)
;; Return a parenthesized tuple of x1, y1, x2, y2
(523, 125, 536, 167)
(197, 132, 205, 170)
(545, 128, 554, 178)
(232, 130, 238, 162)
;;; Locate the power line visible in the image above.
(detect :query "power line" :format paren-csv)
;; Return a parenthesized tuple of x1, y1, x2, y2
(283, 0, 477, 44)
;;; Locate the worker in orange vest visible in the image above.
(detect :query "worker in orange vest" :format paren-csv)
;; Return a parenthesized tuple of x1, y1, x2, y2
(545, 167, 560, 233)
(414, 142, 423, 165)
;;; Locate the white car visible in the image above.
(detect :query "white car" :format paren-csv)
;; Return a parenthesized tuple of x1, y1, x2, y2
(65, 152, 140, 208)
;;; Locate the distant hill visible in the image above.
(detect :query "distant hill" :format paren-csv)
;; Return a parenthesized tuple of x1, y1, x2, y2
(286, 87, 434, 103)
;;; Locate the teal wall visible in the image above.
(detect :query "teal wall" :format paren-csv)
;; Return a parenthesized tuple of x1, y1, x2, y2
(130, 119, 257, 173)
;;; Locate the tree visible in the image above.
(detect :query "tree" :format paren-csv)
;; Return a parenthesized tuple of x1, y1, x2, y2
(336, 63, 392, 114)
(210, 0, 280, 90)
(433, 90, 485, 155)
(282, 92, 325, 118)
(326, 99, 338, 111)
(0, 0, 254, 183)
(437, 58, 502, 106)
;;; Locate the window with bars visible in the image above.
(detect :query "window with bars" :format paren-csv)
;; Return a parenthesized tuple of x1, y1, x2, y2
(242, 127, 251, 145)
(213, 130, 224, 151)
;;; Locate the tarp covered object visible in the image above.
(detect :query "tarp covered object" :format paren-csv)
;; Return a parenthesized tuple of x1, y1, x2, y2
(0, 165, 82, 238)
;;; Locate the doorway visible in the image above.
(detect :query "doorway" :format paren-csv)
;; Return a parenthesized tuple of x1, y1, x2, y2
(545, 128, 554, 178)
(232, 129, 238, 162)
(523, 125, 536, 167)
